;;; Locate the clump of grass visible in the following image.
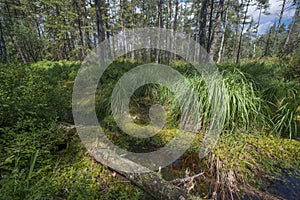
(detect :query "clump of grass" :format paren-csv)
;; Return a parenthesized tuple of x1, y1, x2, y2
(151, 67, 264, 134)
(221, 68, 265, 132)
(238, 62, 300, 138)
(97, 59, 299, 138)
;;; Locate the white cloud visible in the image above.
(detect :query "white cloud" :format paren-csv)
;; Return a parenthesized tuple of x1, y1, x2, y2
(248, 0, 296, 34)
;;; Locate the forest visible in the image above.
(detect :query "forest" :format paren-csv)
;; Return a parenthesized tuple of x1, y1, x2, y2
(0, 0, 299, 199)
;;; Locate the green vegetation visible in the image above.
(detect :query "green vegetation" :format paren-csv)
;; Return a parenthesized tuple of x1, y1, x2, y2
(1, 0, 299, 199)
(1, 59, 299, 199)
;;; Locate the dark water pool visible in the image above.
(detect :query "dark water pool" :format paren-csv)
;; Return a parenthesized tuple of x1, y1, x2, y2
(265, 169, 300, 200)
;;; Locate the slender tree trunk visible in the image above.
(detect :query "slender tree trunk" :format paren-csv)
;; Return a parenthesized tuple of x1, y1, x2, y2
(198, 0, 208, 61)
(170, 0, 179, 61)
(0, 20, 7, 62)
(156, 0, 162, 64)
(120, 0, 127, 58)
(217, 5, 228, 63)
(173, 0, 179, 34)
(83, 1, 92, 49)
(209, 0, 226, 61)
(165, 0, 172, 63)
(75, 0, 84, 47)
(104, 1, 112, 59)
(283, 2, 299, 52)
(95, 0, 105, 65)
(96, 0, 105, 44)
(198, 0, 208, 48)
(207, 0, 214, 51)
(253, 4, 262, 57)
(74, 0, 85, 59)
(273, 0, 286, 53)
(235, 0, 250, 64)
(283, 17, 295, 50)
(3, 0, 27, 63)
(130, 2, 136, 60)
(264, 25, 273, 57)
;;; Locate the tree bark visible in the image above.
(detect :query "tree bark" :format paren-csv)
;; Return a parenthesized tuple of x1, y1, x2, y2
(0, 20, 7, 62)
(74, 0, 85, 59)
(273, 0, 286, 53)
(120, 0, 127, 58)
(264, 24, 273, 57)
(103, 1, 112, 59)
(198, 0, 208, 48)
(156, 0, 162, 64)
(207, 0, 214, 51)
(95, 0, 105, 65)
(165, 0, 172, 63)
(217, 4, 228, 63)
(3, 0, 27, 63)
(282, 3, 299, 54)
(90, 146, 197, 200)
(209, 0, 226, 61)
(253, 3, 263, 57)
(235, 0, 250, 64)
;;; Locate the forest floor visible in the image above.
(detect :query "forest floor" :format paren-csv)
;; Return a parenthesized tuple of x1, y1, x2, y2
(0, 60, 299, 200)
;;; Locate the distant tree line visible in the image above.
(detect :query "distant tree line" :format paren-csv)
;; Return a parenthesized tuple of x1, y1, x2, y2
(0, 0, 299, 63)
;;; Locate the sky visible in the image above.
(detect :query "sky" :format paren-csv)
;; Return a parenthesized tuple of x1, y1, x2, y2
(248, 0, 296, 34)
(140, 0, 296, 35)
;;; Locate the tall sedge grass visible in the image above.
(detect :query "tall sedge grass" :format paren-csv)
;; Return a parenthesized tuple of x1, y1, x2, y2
(97, 60, 299, 138)
(152, 68, 264, 133)
(237, 62, 300, 138)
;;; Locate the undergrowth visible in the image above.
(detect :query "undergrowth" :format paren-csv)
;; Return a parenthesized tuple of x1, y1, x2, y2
(0, 59, 299, 199)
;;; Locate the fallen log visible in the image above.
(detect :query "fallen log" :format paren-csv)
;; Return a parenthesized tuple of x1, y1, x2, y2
(90, 146, 201, 200)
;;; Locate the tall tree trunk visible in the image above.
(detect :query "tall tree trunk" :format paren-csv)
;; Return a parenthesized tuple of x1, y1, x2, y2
(96, 0, 105, 44)
(3, 0, 27, 63)
(104, 1, 112, 59)
(74, 0, 85, 59)
(198, 0, 208, 61)
(217, 4, 228, 63)
(209, 0, 226, 61)
(198, 0, 208, 48)
(264, 25, 273, 57)
(282, 1, 299, 53)
(83, 1, 92, 49)
(156, 0, 162, 64)
(235, 0, 250, 64)
(165, 0, 172, 63)
(253, 4, 263, 57)
(273, 0, 286, 53)
(0, 20, 7, 62)
(120, 0, 127, 58)
(170, 0, 179, 61)
(95, 0, 105, 65)
(130, 2, 136, 60)
(207, 0, 214, 51)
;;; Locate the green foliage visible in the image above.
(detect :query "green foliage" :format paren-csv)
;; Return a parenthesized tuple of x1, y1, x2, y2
(237, 61, 300, 138)
(0, 61, 81, 126)
(213, 133, 300, 183)
(96, 59, 142, 117)
(0, 129, 142, 200)
(0, 59, 299, 199)
(282, 53, 300, 83)
(0, 60, 143, 200)
(97, 59, 299, 138)
(222, 68, 265, 131)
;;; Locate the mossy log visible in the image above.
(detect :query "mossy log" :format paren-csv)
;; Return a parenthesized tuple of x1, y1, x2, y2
(90, 146, 200, 200)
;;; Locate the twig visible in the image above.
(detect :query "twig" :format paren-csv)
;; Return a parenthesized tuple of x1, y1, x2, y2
(170, 172, 205, 185)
